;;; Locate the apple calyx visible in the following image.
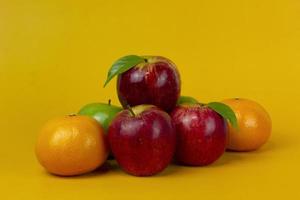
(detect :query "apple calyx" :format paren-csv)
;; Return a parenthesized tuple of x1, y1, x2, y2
(103, 55, 145, 87)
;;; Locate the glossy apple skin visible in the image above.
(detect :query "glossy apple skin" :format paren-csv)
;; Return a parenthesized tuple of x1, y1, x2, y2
(78, 103, 122, 132)
(108, 105, 176, 176)
(117, 56, 181, 112)
(171, 105, 227, 166)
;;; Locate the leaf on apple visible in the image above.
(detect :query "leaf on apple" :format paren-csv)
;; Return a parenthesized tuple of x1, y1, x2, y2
(177, 96, 199, 105)
(103, 55, 145, 87)
(207, 102, 238, 129)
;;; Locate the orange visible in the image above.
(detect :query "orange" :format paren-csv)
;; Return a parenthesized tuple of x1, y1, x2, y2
(35, 115, 108, 176)
(222, 98, 272, 151)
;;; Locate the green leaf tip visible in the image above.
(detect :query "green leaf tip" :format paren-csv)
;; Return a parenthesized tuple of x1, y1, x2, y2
(103, 55, 145, 87)
(177, 96, 199, 105)
(207, 102, 238, 129)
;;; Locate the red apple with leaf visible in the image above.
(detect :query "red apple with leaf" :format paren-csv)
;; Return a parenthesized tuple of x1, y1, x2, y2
(103, 55, 181, 112)
(171, 96, 238, 166)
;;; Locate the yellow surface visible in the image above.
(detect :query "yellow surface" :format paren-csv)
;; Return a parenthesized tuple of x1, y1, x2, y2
(1, 0, 300, 199)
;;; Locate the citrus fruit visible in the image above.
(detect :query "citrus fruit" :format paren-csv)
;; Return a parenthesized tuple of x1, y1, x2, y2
(222, 98, 272, 151)
(35, 115, 108, 176)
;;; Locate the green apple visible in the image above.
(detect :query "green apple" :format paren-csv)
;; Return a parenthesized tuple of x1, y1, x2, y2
(78, 100, 122, 132)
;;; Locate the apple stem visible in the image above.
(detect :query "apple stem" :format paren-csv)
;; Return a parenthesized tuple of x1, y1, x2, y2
(108, 99, 111, 105)
(197, 103, 206, 107)
(144, 58, 148, 63)
(126, 105, 135, 117)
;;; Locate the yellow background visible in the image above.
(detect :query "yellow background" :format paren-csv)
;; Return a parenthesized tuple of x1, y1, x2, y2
(1, 0, 300, 199)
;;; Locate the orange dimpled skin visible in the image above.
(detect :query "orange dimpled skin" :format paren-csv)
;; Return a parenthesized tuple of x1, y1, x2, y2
(222, 98, 272, 151)
(35, 115, 108, 176)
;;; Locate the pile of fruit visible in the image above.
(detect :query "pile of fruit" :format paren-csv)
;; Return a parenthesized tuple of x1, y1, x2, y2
(35, 55, 272, 177)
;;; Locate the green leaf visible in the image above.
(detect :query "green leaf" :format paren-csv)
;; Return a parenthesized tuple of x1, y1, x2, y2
(103, 55, 145, 87)
(177, 96, 199, 105)
(207, 102, 238, 129)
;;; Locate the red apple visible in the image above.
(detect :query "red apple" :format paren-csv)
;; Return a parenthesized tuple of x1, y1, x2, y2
(108, 105, 176, 176)
(171, 104, 227, 166)
(117, 56, 181, 112)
